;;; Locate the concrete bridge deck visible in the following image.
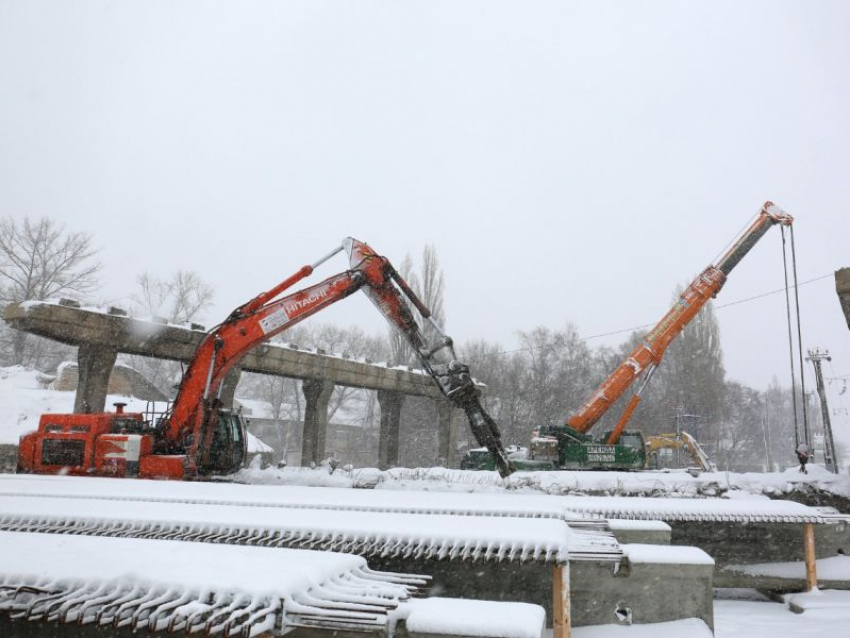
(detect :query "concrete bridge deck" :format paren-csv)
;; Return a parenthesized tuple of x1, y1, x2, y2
(4, 300, 474, 468)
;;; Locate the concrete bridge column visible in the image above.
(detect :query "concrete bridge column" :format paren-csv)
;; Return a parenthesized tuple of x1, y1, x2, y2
(74, 344, 118, 414)
(437, 400, 466, 467)
(437, 403, 469, 468)
(301, 379, 334, 466)
(378, 390, 405, 470)
(218, 366, 242, 409)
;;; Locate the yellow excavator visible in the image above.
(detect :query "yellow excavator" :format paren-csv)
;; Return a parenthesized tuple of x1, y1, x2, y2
(644, 431, 716, 472)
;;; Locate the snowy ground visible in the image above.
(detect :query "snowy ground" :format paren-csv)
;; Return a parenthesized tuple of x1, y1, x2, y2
(3, 365, 848, 502)
(714, 589, 850, 638)
(568, 590, 850, 638)
(3, 366, 850, 636)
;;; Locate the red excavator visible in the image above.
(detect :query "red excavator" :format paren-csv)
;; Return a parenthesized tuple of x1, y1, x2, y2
(17, 238, 514, 479)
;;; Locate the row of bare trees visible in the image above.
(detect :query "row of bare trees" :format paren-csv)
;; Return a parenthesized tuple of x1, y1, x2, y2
(0, 216, 215, 389)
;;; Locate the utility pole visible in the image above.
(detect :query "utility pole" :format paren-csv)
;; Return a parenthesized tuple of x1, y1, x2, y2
(807, 348, 839, 474)
(761, 397, 773, 472)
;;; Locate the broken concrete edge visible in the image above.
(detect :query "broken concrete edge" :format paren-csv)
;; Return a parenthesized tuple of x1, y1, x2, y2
(836, 267, 850, 331)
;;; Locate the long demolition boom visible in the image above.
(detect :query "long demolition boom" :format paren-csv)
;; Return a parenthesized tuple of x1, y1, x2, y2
(165, 238, 514, 477)
(567, 202, 794, 444)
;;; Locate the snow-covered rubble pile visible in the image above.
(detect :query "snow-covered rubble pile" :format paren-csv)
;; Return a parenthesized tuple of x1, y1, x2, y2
(238, 462, 850, 503)
(0, 530, 423, 636)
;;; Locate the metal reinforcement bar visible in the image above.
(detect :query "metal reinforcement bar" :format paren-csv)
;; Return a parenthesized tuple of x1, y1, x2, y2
(0, 494, 618, 563)
(0, 477, 625, 562)
(0, 530, 427, 636)
(558, 495, 830, 524)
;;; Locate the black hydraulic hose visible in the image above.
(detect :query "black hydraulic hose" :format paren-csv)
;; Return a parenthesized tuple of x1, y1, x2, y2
(781, 226, 801, 448)
(790, 226, 810, 446)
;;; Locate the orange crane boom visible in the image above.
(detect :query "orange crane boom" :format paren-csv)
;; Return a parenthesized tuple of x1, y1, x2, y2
(566, 202, 794, 444)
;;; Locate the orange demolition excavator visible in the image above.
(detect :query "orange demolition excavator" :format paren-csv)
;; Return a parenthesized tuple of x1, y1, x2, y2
(465, 201, 794, 472)
(17, 238, 514, 479)
(567, 201, 795, 446)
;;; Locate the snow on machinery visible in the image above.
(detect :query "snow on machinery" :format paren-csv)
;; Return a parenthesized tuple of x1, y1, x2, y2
(645, 432, 717, 472)
(17, 238, 515, 480)
(463, 201, 794, 472)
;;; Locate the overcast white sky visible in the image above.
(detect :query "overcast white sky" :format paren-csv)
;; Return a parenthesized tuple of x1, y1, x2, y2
(1, 2, 849, 422)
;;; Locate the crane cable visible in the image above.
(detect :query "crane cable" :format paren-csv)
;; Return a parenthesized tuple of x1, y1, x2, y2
(781, 225, 810, 449)
(790, 226, 811, 448)
(781, 227, 800, 448)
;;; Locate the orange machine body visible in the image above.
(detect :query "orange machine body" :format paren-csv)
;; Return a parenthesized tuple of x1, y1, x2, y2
(566, 202, 794, 444)
(17, 408, 154, 477)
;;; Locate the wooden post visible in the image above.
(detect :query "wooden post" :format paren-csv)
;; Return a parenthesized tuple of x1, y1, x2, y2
(552, 563, 570, 638)
(803, 523, 817, 591)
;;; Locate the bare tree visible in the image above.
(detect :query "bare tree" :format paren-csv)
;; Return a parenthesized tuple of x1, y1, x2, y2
(121, 270, 214, 395)
(133, 270, 214, 324)
(388, 253, 417, 366)
(387, 245, 446, 366)
(0, 217, 100, 368)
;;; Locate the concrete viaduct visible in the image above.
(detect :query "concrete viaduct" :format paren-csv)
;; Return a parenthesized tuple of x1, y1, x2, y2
(4, 300, 471, 469)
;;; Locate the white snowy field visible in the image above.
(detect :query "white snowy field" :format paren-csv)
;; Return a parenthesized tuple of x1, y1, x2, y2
(3, 364, 849, 502)
(713, 591, 850, 638)
(568, 590, 850, 638)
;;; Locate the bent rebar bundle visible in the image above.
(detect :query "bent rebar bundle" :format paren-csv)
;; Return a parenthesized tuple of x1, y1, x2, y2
(0, 493, 600, 563)
(0, 531, 428, 636)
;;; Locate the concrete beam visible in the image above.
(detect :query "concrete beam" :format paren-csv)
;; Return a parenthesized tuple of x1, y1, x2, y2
(301, 380, 334, 466)
(436, 402, 468, 468)
(377, 390, 405, 470)
(836, 268, 850, 332)
(4, 301, 446, 399)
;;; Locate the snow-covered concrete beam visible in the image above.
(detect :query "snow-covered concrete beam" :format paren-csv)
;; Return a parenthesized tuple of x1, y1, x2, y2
(837, 267, 850, 331)
(3, 301, 450, 399)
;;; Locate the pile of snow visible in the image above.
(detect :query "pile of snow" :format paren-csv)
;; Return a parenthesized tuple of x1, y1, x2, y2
(622, 543, 714, 566)
(395, 598, 546, 638)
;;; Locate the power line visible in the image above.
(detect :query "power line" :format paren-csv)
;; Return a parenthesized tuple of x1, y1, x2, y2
(480, 272, 835, 358)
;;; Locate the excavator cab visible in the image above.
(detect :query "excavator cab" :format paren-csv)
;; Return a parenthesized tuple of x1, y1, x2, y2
(202, 410, 247, 475)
